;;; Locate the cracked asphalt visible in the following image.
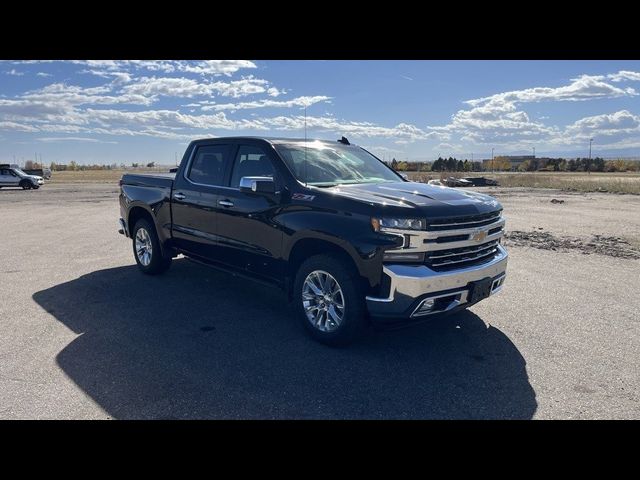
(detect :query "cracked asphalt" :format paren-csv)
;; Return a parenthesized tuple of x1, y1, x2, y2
(0, 183, 638, 419)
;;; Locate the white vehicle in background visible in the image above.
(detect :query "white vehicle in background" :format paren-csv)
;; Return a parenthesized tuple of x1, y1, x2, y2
(0, 165, 44, 190)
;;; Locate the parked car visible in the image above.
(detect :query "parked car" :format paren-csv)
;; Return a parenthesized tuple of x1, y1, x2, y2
(118, 137, 508, 345)
(0, 165, 44, 189)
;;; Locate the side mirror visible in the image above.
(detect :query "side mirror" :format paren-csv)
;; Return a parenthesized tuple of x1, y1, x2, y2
(239, 176, 276, 195)
(400, 173, 409, 181)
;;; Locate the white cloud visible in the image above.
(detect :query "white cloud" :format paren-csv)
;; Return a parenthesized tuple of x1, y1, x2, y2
(37, 136, 118, 143)
(36, 72, 52, 77)
(0, 121, 39, 132)
(200, 95, 331, 112)
(120, 75, 275, 99)
(557, 110, 640, 147)
(6, 69, 24, 76)
(179, 60, 257, 76)
(607, 70, 640, 82)
(267, 87, 285, 97)
(68, 60, 256, 76)
(427, 72, 639, 149)
(21, 82, 154, 107)
(466, 74, 635, 107)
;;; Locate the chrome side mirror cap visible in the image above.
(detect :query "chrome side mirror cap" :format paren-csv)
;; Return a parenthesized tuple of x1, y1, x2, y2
(239, 176, 276, 194)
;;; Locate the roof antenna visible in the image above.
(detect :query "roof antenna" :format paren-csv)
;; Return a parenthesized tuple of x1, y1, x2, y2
(304, 105, 308, 186)
(338, 136, 350, 145)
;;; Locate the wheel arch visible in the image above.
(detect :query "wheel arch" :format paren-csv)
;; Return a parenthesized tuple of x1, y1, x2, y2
(286, 236, 367, 299)
(127, 205, 172, 259)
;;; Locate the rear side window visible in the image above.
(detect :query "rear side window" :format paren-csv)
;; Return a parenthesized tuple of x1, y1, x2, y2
(230, 145, 276, 188)
(187, 145, 230, 186)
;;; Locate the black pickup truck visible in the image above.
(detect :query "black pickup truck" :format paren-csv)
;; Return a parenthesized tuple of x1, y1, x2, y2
(119, 136, 508, 345)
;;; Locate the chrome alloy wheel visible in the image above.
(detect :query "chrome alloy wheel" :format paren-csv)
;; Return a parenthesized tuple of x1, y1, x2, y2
(302, 270, 345, 332)
(135, 227, 153, 266)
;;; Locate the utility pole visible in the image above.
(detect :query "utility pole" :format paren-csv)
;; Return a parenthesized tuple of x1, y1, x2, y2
(589, 138, 593, 160)
(533, 147, 535, 157)
(491, 148, 494, 172)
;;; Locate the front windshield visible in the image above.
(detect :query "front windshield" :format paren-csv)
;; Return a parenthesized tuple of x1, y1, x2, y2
(13, 168, 27, 177)
(274, 141, 402, 186)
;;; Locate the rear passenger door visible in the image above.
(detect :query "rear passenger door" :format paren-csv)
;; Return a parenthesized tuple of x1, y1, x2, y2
(171, 143, 234, 259)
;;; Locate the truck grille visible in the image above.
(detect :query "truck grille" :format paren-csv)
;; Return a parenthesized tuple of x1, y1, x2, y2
(427, 210, 502, 232)
(425, 240, 500, 271)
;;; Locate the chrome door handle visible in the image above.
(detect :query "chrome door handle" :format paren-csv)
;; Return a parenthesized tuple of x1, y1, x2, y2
(218, 200, 234, 207)
(173, 192, 185, 200)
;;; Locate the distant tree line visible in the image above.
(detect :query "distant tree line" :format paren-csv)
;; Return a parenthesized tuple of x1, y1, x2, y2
(47, 161, 157, 171)
(518, 157, 639, 172)
(388, 156, 640, 173)
(391, 157, 488, 172)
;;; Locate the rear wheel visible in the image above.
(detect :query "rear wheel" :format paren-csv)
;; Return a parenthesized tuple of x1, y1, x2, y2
(132, 218, 172, 275)
(293, 254, 367, 346)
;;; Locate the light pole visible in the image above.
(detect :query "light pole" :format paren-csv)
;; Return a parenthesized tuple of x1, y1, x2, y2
(491, 148, 494, 172)
(589, 138, 593, 160)
(533, 147, 535, 157)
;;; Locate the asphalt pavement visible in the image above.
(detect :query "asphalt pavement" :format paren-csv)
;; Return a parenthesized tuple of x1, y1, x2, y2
(0, 183, 638, 419)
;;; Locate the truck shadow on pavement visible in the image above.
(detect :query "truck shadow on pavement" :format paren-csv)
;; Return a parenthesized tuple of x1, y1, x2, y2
(33, 258, 537, 419)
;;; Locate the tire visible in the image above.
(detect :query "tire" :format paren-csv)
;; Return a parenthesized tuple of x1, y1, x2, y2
(20, 180, 31, 190)
(132, 218, 172, 275)
(293, 254, 367, 346)
(32, 184, 40, 189)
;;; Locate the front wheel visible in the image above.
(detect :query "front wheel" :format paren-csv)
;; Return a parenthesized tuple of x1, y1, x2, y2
(132, 218, 172, 275)
(293, 254, 367, 346)
(20, 180, 31, 190)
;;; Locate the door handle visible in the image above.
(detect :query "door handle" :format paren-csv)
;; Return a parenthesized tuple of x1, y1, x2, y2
(218, 199, 234, 207)
(173, 192, 186, 200)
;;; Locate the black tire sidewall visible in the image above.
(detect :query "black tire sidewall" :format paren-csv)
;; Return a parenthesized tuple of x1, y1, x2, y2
(293, 255, 367, 346)
(132, 219, 170, 275)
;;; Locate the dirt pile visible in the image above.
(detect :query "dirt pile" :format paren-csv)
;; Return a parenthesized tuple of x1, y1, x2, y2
(504, 230, 640, 259)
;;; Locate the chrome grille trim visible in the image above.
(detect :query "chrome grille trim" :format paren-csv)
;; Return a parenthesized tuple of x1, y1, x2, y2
(427, 240, 499, 260)
(428, 247, 499, 268)
(427, 210, 502, 231)
(381, 214, 506, 254)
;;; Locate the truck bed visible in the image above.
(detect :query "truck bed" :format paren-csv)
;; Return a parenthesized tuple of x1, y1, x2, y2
(121, 172, 176, 189)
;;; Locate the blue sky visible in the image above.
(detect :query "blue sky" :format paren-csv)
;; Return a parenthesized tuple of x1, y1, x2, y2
(2, 60, 640, 165)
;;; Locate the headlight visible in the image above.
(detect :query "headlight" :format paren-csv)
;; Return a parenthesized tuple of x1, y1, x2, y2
(371, 217, 425, 231)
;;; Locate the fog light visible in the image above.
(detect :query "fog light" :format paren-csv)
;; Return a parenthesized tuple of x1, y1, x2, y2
(413, 298, 435, 316)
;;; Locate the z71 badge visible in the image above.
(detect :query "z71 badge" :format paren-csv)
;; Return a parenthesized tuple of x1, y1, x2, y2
(292, 193, 316, 201)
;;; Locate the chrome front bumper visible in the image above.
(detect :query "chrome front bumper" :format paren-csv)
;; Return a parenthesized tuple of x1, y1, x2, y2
(366, 244, 508, 320)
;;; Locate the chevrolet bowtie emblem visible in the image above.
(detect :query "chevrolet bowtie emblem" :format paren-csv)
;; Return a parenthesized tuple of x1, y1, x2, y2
(472, 230, 488, 242)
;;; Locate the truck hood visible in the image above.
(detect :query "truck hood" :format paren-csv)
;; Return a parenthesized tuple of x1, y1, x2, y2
(327, 181, 502, 218)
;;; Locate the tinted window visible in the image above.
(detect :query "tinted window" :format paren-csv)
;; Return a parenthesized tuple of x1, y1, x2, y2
(187, 145, 230, 186)
(230, 145, 276, 188)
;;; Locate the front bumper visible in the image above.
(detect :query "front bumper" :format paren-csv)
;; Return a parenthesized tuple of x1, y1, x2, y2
(366, 244, 508, 323)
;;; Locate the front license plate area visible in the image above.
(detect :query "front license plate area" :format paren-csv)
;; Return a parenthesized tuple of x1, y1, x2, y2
(469, 277, 493, 303)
